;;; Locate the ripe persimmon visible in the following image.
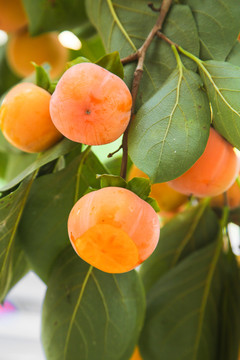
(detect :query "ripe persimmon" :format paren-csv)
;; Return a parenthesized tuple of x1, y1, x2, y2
(0, 83, 63, 153)
(211, 173, 240, 208)
(7, 30, 68, 78)
(129, 347, 143, 360)
(168, 128, 240, 197)
(50, 63, 132, 145)
(68, 187, 160, 273)
(128, 165, 188, 213)
(0, 0, 28, 33)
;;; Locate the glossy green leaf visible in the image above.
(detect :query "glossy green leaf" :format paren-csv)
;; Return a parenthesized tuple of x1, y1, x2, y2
(144, 197, 160, 213)
(42, 246, 145, 360)
(0, 173, 37, 302)
(19, 150, 107, 282)
(67, 56, 91, 69)
(98, 174, 127, 189)
(199, 60, 240, 149)
(182, 0, 240, 60)
(218, 251, 240, 360)
(86, 2, 199, 107)
(32, 63, 51, 92)
(0, 139, 80, 192)
(22, 0, 88, 35)
(140, 203, 219, 292)
(96, 51, 124, 79)
(128, 64, 211, 182)
(140, 241, 222, 360)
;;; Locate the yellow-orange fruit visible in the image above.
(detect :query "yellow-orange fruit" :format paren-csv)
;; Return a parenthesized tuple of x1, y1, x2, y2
(50, 62, 132, 145)
(129, 347, 143, 360)
(168, 128, 240, 197)
(68, 187, 160, 273)
(128, 165, 188, 212)
(211, 173, 240, 208)
(0, 83, 63, 153)
(7, 30, 68, 78)
(0, 0, 27, 32)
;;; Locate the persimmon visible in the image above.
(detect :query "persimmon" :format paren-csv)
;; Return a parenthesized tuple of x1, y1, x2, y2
(68, 187, 160, 273)
(7, 30, 68, 78)
(50, 62, 132, 145)
(130, 347, 143, 360)
(0, 0, 28, 33)
(0, 83, 63, 153)
(210, 173, 240, 208)
(168, 128, 240, 197)
(128, 165, 188, 213)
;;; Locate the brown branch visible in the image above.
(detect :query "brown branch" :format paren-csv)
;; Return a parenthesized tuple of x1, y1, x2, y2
(120, 0, 173, 179)
(157, 31, 179, 48)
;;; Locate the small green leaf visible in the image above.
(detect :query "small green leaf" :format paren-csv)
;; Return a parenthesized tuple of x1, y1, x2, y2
(129, 64, 211, 182)
(126, 177, 151, 200)
(32, 62, 51, 92)
(140, 203, 219, 292)
(145, 197, 160, 213)
(41, 246, 145, 360)
(66, 56, 91, 69)
(198, 60, 240, 149)
(95, 51, 124, 79)
(97, 174, 127, 188)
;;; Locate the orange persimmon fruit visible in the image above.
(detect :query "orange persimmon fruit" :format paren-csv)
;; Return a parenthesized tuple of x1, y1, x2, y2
(211, 173, 240, 208)
(50, 62, 132, 145)
(129, 347, 143, 360)
(68, 187, 160, 273)
(168, 128, 240, 197)
(0, 83, 63, 153)
(128, 165, 188, 213)
(0, 0, 28, 33)
(7, 30, 68, 78)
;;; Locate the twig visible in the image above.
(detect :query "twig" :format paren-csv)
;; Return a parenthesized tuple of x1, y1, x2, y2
(120, 0, 173, 179)
(157, 31, 179, 48)
(107, 145, 123, 158)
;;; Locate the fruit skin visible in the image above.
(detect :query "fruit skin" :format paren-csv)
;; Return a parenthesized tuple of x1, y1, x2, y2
(168, 128, 240, 198)
(0, 83, 63, 153)
(68, 187, 160, 273)
(50, 62, 132, 145)
(128, 165, 188, 213)
(211, 173, 240, 208)
(7, 30, 68, 78)
(0, 0, 27, 33)
(129, 347, 143, 360)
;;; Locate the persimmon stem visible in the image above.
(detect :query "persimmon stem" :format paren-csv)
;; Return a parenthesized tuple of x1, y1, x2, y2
(120, 0, 173, 179)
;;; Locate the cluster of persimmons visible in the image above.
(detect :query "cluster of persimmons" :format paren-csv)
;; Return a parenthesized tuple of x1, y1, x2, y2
(0, 0, 68, 79)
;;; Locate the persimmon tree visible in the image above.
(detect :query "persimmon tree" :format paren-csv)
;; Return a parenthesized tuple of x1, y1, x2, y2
(0, 1, 240, 360)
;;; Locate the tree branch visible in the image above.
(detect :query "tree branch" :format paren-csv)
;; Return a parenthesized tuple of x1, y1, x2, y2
(120, 0, 173, 179)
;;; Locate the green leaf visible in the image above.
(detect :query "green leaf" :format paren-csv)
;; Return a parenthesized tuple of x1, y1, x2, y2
(32, 63, 52, 92)
(140, 241, 222, 360)
(69, 34, 106, 63)
(18, 150, 108, 282)
(198, 60, 240, 149)
(218, 251, 240, 360)
(128, 64, 211, 183)
(226, 41, 240, 67)
(41, 246, 145, 360)
(145, 197, 160, 213)
(0, 173, 37, 302)
(126, 177, 151, 200)
(0, 139, 80, 193)
(96, 51, 124, 79)
(98, 174, 127, 189)
(86, 2, 199, 108)
(66, 56, 91, 69)
(182, 0, 240, 60)
(140, 203, 219, 292)
(22, 0, 88, 36)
